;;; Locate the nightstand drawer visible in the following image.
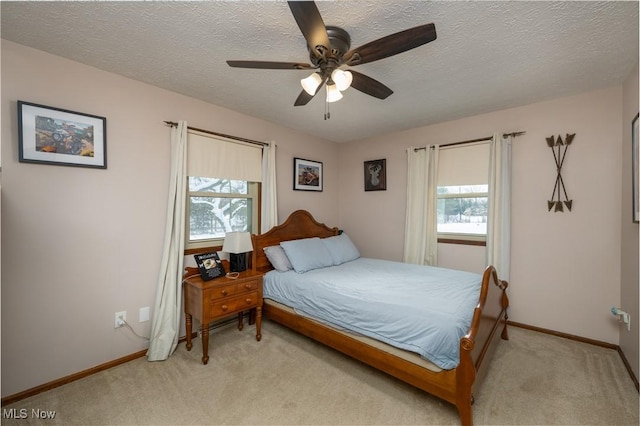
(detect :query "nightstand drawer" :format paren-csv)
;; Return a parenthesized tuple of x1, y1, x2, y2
(209, 284, 238, 301)
(210, 292, 259, 317)
(238, 279, 260, 292)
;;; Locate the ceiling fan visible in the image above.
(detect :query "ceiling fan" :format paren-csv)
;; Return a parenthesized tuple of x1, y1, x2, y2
(226, 1, 437, 107)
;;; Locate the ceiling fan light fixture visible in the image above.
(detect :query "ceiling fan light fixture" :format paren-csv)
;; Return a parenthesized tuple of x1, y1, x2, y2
(331, 69, 352, 91)
(301, 72, 323, 95)
(326, 83, 343, 102)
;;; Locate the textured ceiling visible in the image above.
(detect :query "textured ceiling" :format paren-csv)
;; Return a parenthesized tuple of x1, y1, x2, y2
(1, 1, 638, 143)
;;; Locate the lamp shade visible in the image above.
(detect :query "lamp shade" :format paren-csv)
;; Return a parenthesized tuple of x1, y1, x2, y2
(331, 69, 353, 91)
(222, 231, 253, 254)
(326, 83, 343, 102)
(301, 72, 323, 96)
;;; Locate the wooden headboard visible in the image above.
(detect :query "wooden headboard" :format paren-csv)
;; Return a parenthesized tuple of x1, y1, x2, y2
(251, 210, 339, 273)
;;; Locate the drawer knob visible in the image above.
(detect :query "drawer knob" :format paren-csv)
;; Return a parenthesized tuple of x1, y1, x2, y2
(245, 298, 252, 304)
(244, 283, 252, 289)
(221, 290, 228, 296)
(221, 304, 228, 312)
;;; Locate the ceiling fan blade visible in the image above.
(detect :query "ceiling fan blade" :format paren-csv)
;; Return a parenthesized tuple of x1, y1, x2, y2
(294, 77, 326, 106)
(294, 90, 315, 106)
(288, 1, 331, 60)
(343, 23, 437, 66)
(227, 60, 312, 70)
(349, 70, 393, 99)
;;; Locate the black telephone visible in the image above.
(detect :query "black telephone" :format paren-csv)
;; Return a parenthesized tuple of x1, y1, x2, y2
(194, 252, 225, 281)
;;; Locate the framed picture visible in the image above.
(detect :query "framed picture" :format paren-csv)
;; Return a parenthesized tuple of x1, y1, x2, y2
(194, 252, 225, 281)
(633, 113, 639, 223)
(364, 159, 387, 191)
(18, 100, 107, 169)
(293, 157, 323, 191)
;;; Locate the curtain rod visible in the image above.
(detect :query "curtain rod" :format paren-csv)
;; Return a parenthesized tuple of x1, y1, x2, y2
(164, 121, 269, 147)
(414, 131, 526, 151)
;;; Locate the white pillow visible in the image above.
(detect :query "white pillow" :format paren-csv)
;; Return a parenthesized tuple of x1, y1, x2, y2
(321, 233, 360, 265)
(280, 237, 333, 273)
(263, 245, 293, 272)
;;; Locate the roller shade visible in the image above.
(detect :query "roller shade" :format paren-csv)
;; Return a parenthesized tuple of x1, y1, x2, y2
(437, 142, 489, 186)
(187, 131, 262, 182)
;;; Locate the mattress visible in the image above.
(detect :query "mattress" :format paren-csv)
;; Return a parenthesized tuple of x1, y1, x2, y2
(263, 257, 482, 369)
(264, 298, 443, 373)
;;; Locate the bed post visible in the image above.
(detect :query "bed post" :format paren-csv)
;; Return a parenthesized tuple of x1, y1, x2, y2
(456, 336, 475, 425)
(456, 396, 473, 426)
(501, 280, 510, 340)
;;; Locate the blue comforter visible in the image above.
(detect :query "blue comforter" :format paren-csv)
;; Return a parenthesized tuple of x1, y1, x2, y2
(263, 258, 482, 370)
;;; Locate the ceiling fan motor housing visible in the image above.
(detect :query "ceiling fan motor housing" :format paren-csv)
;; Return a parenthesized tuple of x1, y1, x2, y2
(310, 26, 351, 66)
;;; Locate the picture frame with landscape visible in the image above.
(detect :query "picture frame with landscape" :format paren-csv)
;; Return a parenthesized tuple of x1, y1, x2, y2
(18, 100, 107, 169)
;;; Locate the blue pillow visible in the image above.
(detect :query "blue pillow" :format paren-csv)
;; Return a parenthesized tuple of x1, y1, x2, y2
(263, 245, 293, 272)
(321, 233, 360, 265)
(280, 237, 333, 273)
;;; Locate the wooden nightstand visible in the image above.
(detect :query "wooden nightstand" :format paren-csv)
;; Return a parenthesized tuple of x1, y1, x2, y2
(183, 268, 263, 364)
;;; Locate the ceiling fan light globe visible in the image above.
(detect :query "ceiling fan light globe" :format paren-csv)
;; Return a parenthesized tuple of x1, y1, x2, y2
(331, 69, 353, 91)
(326, 83, 343, 102)
(301, 72, 323, 95)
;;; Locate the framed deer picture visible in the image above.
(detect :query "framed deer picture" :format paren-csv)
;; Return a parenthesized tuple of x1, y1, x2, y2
(364, 159, 386, 191)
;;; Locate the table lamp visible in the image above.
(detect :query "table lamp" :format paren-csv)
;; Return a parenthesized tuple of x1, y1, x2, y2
(222, 231, 253, 272)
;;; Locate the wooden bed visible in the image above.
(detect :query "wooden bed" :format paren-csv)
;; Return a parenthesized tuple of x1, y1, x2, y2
(251, 210, 509, 425)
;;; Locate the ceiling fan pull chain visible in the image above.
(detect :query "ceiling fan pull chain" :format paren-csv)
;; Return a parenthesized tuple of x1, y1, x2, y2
(324, 99, 331, 120)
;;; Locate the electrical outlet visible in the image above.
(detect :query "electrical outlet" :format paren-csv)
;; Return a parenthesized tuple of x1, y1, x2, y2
(115, 311, 126, 328)
(139, 306, 150, 323)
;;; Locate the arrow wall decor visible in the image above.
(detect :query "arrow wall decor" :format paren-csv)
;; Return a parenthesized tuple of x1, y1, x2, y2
(546, 133, 575, 212)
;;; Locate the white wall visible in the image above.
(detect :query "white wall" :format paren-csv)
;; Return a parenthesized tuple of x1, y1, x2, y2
(620, 62, 639, 378)
(338, 87, 624, 345)
(0, 40, 339, 397)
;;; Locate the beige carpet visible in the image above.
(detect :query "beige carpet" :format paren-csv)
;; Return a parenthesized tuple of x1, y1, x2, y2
(2, 319, 638, 425)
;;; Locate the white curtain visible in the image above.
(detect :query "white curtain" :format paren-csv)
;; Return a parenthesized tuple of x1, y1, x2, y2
(403, 145, 439, 265)
(147, 121, 188, 361)
(261, 143, 278, 233)
(486, 133, 512, 281)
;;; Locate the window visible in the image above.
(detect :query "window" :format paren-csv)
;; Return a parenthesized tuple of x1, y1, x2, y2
(187, 177, 259, 249)
(437, 185, 488, 238)
(184, 130, 263, 251)
(436, 142, 490, 242)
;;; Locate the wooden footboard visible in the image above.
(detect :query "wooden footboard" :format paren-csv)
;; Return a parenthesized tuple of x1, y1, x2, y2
(455, 265, 509, 425)
(252, 210, 509, 426)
